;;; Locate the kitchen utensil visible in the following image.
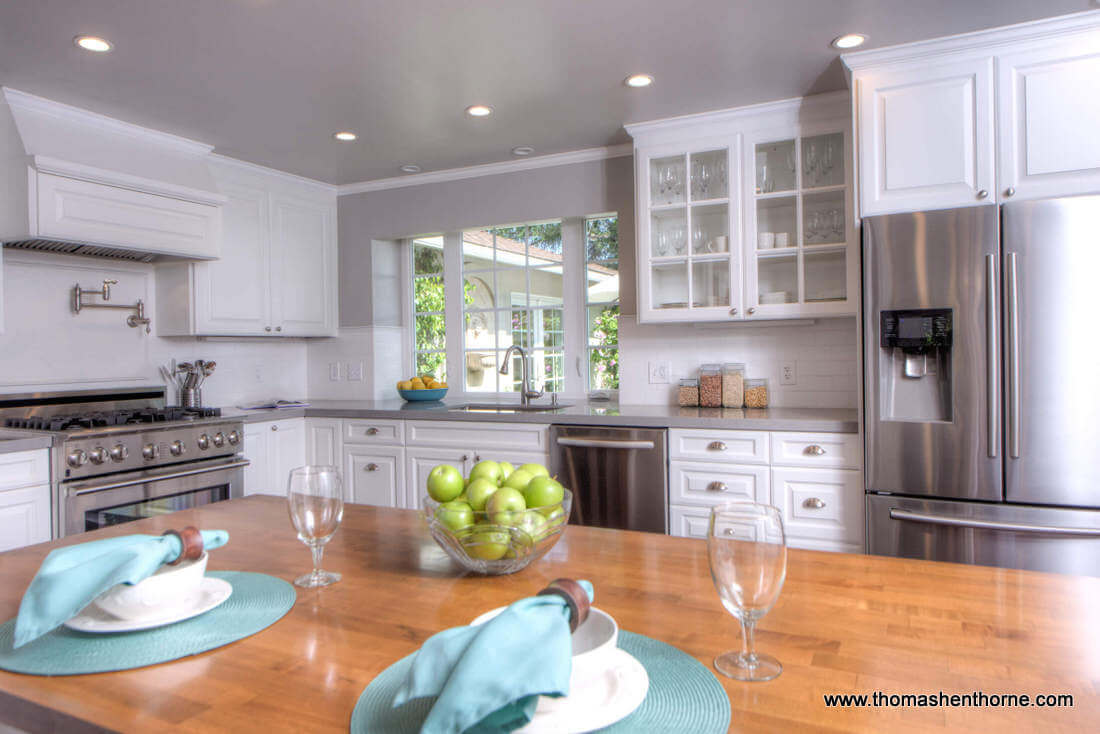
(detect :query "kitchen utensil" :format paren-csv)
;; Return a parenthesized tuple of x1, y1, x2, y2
(65, 576, 232, 633)
(707, 502, 786, 681)
(287, 466, 344, 588)
(180, 388, 202, 409)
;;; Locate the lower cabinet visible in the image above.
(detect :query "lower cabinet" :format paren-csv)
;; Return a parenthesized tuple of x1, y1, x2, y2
(243, 418, 305, 496)
(406, 447, 471, 510)
(771, 467, 863, 552)
(344, 445, 406, 507)
(0, 449, 52, 551)
(305, 418, 342, 467)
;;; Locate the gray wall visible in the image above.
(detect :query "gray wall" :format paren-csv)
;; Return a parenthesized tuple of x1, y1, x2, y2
(337, 155, 635, 326)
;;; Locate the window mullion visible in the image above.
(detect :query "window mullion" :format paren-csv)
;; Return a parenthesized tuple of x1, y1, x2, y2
(442, 231, 464, 392)
(560, 217, 585, 398)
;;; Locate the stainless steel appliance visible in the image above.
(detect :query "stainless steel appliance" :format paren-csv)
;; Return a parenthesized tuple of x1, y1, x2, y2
(863, 197, 1100, 575)
(0, 387, 247, 537)
(550, 425, 667, 533)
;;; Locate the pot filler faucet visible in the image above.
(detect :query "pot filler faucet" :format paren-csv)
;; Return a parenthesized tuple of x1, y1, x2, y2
(500, 345, 544, 406)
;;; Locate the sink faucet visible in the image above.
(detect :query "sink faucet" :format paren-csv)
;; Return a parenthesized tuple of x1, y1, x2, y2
(500, 345, 544, 406)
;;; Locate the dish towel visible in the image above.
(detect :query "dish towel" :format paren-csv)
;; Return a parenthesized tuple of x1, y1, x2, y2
(12, 527, 228, 648)
(393, 579, 594, 734)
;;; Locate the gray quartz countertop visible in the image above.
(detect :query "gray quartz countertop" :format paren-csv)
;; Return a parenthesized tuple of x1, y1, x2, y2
(227, 400, 858, 433)
(0, 429, 55, 454)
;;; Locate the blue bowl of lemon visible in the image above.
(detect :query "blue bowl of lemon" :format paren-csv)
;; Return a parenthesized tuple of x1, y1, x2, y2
(397, 375, 448, 401)
(422, 458, 572, 575)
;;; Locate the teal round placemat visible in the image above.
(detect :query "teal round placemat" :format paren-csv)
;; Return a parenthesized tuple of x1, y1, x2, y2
(0, 571, 295, 675)
(350, 630, 731, 733)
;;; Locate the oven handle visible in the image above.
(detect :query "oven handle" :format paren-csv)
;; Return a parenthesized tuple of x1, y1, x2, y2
(68, 459, 251, 496)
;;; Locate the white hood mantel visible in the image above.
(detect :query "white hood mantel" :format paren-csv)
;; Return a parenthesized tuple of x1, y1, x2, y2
(0, 87, 225, 261)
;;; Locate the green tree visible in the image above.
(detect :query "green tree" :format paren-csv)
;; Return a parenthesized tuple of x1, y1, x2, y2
(590, 304, 619, 390)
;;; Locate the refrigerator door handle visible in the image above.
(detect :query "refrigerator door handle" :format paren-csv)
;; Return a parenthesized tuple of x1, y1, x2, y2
(986, 254, 998, 458)
(1006, 252, 1021, 458)
(889, 508, 1100, 536)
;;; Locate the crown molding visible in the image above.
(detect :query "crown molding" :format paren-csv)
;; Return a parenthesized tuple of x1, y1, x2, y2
(2, 87, 214, 157)
(842, 9, 1100, 73)
(33, 155, 227, 206)
(337, 144, 633, 196)
(208, 153, 337, 194)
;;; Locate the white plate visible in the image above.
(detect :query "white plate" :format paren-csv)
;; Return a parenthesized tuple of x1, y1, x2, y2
(64, 577, 232, 634)
(517, 647, 649, 734)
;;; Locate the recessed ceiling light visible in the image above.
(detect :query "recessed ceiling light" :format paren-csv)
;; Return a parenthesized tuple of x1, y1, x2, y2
(511, 146, 534, 156)
(333, 131, 358, 141)
(625, 74, 654, 88)
(465, 104, 493, 118)
(400, 164, 422, 173)
(74, 35, 112, 52)
(831, 33, 867, 50)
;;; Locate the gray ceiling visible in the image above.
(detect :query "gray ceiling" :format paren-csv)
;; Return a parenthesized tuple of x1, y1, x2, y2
(0, 1, 1091, 185)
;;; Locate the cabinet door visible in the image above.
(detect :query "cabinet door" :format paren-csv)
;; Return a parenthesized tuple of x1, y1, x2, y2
(344, 446, 405, 507)
(405, 447, 472, 509)
(669, 461, 768, 507)
(997, 42, 1100, 202)
(669, 505, 711, 539)
(269, 418, 306, 495)
(270, 195, 336, 336)
(856, 58, 995, 215)
(192, 182, 271, 335)
(0, 485, 51, 551)
(771, 467, 863, 550)
(305, 418, 342, 466)
(242, 422, 271, 495)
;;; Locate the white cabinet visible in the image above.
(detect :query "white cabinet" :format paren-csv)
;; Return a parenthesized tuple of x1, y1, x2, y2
(406, 446, 471, 510)
(669, 461, 768, 507)
(0, 449, 51, 551)
(770, 467, 862, 552)
(242, 418, 305, 496)
(269, 195, 337, 336)
(305, 418, 342, 466)
(405, 421, 548, 455)
(345, 445, 406, 507)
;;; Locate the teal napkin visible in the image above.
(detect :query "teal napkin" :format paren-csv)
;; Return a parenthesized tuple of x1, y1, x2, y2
(12, 529, 228, 648)
(393, 580, 594, 734)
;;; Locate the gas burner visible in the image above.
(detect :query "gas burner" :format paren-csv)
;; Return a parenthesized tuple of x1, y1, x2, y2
(4, 406, 221, 432)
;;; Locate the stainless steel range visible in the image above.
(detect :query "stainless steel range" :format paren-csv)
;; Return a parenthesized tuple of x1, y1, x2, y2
(0, 387, 247, 537)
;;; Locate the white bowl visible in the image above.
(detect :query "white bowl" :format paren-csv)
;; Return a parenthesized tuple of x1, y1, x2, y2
(93, 552, 208, 621)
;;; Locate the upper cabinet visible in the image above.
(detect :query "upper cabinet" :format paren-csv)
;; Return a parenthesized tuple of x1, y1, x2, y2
(157, 160, 337, 337)
(846, 11, 1100, 216)
(627, 92, 857, 323)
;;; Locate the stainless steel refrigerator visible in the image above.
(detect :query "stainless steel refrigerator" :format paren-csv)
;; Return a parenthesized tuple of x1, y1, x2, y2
(863, 196, 1100, 576)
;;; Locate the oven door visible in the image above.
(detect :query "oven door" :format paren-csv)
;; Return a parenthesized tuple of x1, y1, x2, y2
(62, 456, 248, 536)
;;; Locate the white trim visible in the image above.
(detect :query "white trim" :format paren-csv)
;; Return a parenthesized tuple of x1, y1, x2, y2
(338, 144, 633, 196)
(208, 153, 337, 194)
(32, 155, 227, 206)
(841, 9, 1100, 73)
(2, 87, 214, 156)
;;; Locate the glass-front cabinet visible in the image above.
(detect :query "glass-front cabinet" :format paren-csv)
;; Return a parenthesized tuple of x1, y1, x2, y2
(629, 93, 856, 323)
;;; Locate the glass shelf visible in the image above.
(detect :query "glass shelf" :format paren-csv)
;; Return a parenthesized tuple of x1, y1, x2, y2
(755, 140, 796, 194)
(651, 155, 686, 206)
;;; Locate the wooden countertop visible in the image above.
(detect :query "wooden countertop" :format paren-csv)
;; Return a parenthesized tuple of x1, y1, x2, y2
(1, 496, 1096, 733)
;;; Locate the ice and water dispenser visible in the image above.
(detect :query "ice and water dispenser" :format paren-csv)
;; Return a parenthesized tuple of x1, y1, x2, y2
(878, 309, 953, 422)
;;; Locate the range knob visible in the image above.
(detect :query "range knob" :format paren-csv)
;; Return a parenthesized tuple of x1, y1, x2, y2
(141, 443, 160, 461)
(212, 432, 226, 448)
(66, 449, 88, 468)
(227, 430, 240, 446)
(197, 434, 211, 450)
(88, 447, 108, 465)
(109, 444, 129, 462)
(169, 440, 186, 457)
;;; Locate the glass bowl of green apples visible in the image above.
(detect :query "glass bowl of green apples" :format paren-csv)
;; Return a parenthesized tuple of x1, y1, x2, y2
(422, 459, 573, 575)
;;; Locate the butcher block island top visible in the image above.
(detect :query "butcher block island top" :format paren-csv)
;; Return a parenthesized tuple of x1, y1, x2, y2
(1, 496, 1096, 734)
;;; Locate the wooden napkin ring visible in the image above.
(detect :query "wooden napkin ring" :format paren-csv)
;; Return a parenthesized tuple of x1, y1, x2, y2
(163, 526, 204, 565)
(537, 578, 590, 633)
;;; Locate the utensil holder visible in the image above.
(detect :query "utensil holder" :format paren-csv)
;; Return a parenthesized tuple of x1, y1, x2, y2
(181, 388, 202, 408)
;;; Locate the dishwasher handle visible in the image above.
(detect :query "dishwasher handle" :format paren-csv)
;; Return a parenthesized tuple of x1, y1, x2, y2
(554, 437, 656, 450)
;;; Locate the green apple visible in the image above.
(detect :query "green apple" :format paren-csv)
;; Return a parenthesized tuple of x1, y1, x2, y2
(516, 510, 548, 541)
(541, 503, 567, 524)
(518, 463, 550, 479)
(498, 461, 515, 482)
(523, 476, 564, 509)
(435, 501, 474, 533)
(464, 529, 510, 561)
(486, 486, 527, 525)
(469, 460, 503, 485)
(465, 477, 500, 511)
(503, 469, 534, 491)
(426, 464, 464, 502)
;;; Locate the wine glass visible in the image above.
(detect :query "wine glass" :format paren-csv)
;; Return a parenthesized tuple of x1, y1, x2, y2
(287, 465, 344, 588)
(707, 502, 787, 681)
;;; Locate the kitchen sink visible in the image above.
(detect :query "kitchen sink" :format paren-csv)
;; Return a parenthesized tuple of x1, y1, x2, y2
(449, 402, 572, 413)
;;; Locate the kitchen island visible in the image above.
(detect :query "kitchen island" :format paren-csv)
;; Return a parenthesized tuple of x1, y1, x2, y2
(0, 496, 1095, 733)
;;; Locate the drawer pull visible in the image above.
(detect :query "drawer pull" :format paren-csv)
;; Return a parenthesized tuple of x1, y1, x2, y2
(365, 463, 379, 472)
(706, 481, 729, 493)
(270, 425, 278, 432)
(723, 528, 737, 537)
(708, 441, 728, 451)
(461, 454, 469, 462)
(365, 427, 379, 436)
(802, 497, 826, 509)
(475, 454, 481, 463)
(803, 445, 826, 456)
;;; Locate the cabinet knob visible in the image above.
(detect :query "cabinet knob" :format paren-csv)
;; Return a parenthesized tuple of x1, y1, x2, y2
(747, 307, 756, 315)
(723, 527, 738, 537)
(1004, 187, 1015, 197)
(365, 463, 379, 472)
(275, 326, 282, 332)
(461, 454, 469, 462)
(729, 308, 738, 316)
(265, 326, 272, 332)
(803, 444, 826, 456)
(365, 427, 379, 435)
(708, 441, 728, 451)
(803, 497, 826, 509)
(976, 189, 989, 200)
(706, 481, 728, 493)
(271, 425, 278, 432)
(474, 454, 481, 463)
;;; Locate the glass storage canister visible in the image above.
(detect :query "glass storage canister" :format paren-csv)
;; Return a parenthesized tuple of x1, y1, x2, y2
(699, 364, 722, 407)
(721, 363, 745, 408)
(744, 378, 769, 408)
(678, 378, 700, 407)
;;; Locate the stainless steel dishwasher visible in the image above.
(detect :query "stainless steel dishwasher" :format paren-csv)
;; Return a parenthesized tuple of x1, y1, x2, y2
(550, 425, 668, 534)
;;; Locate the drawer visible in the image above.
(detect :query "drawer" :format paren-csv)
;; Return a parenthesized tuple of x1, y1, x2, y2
(669, 461, 768, 507)
(344, 445, 405, 508)
(343, 419, 404, 445)
(771, 467, 863, 545)
(770, 432, 860, 469)
(669, 505, 711, 539)
(406, 421, 547, 453)
(669, 429, 768, 465)
(0, 449, 50, 491)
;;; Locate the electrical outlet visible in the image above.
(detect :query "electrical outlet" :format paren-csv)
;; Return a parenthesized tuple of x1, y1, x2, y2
(648, 361, 671, 384)
(328, 362, 341, 382)
(780, 361, 797, 386)
(347, 362, 364, 382)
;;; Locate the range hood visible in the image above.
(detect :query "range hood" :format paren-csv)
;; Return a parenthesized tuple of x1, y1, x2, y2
(0, 87, 225, 262)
